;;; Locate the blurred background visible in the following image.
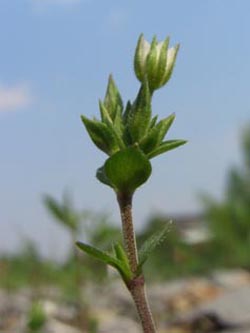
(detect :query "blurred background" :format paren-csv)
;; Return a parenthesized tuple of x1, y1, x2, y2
(1, 0, 250, 332)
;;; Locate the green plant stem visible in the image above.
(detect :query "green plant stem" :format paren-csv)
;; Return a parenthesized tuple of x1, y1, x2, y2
(117, 192, 138, 274)
(117, 192, 156, 333)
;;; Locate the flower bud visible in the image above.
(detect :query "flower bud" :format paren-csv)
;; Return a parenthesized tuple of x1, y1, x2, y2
(134, 34, 179, 92)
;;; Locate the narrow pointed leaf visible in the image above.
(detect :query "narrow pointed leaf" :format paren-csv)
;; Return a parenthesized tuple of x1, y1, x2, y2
(62, 193, 79, 231)
(138, 222, 172, 272)
(104, 147, 152, 194)
(44, 196, 65, 222)
(44, 195, 78, 231)
(99, 100, 113, 124)
(81, 115, 119, 155)
(157, 113, 176, 142)
(113, 106, 124, 136)
(139, 126, 161, 154)
(76, 242, 131, 282)
(113, 243, 132, 278)
(140, 114, 175, 154)
(150, 115, 158, 129)
(122, 101, 133, 145)
(147, 139, 187, 159)
(112, 107, 126, 150)
(123, 100, 132, 123)
(76, 242, 119, 267)
(104, 75, 123, 120)
(128, 80, 151, 143)
(99, 102, 125, 150)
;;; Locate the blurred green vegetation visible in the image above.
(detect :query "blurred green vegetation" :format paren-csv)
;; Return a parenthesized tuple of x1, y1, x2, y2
(27, 301, 47, 332)
(203, 125, 250, 269)
(0, 205, 123, 295)
(1, 126, 250, 292)
(137, 216, 227, 281)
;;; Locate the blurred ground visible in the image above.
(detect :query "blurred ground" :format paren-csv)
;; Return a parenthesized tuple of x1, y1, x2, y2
(1, 269, 250, 333)
(1, 126, 250, 333)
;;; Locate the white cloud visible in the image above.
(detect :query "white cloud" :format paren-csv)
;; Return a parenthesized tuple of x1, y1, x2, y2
(0, 84, 32, 112)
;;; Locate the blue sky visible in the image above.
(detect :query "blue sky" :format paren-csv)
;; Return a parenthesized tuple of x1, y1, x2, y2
(0, 0, 249, 258)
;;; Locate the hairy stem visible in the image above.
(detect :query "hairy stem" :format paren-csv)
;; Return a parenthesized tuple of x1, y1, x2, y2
(117, 192, 157, 333)
(117, 192, 138, 274)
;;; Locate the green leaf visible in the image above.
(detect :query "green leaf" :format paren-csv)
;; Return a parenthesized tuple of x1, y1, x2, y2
(99, 99, 124, 136)
(76, 241, 119, 267)
(147, 139, 187, 159)
(140, 113, 175, 154)
(122, 101, 133, 145)
(104, 147, 152, 194)
(44, 196, 65, 222)
(104, 75, 123, 121)
(98, 101, 125, 150)
(156, 113, 176, 142)
(76, 242, 131, 282)
(138, 222, 172, 272)
(128, 80, 152, 143)
(96, 165, 113, 187)
(27, 302, 46, 331)
(123, 100, 132, 123)
(99, 100, 113, 124)
(81, 115, 119, 155)
(113, 105, 124, 137)
(150, 115, 158, 129)
(44, 195, 78, 232)
(113, 242, 131, 276)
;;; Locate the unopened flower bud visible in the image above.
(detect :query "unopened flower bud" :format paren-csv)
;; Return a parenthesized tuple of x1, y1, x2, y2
(134, 34, 179, 92)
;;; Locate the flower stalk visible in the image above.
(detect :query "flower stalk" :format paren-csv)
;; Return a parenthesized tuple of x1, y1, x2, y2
(117, 192, 138, 274)
(117, 192, 156, 332)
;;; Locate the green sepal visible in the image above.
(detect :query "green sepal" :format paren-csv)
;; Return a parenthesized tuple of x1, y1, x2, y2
(128, 80, 151, 143)
(147, 139, 187, 159)
(104, 147, 152, 195)
(161, 44, 180, 86)
(81, 115, 119, 155)
(139, 113, 175, 154)
(155, 36, 169, 89)
(137, 222, 172, 274)
(104, 75, 123, 121)
(146, 36, 158, 91)
(134, 34, 146, 82)
(76, 242, 132, 283)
